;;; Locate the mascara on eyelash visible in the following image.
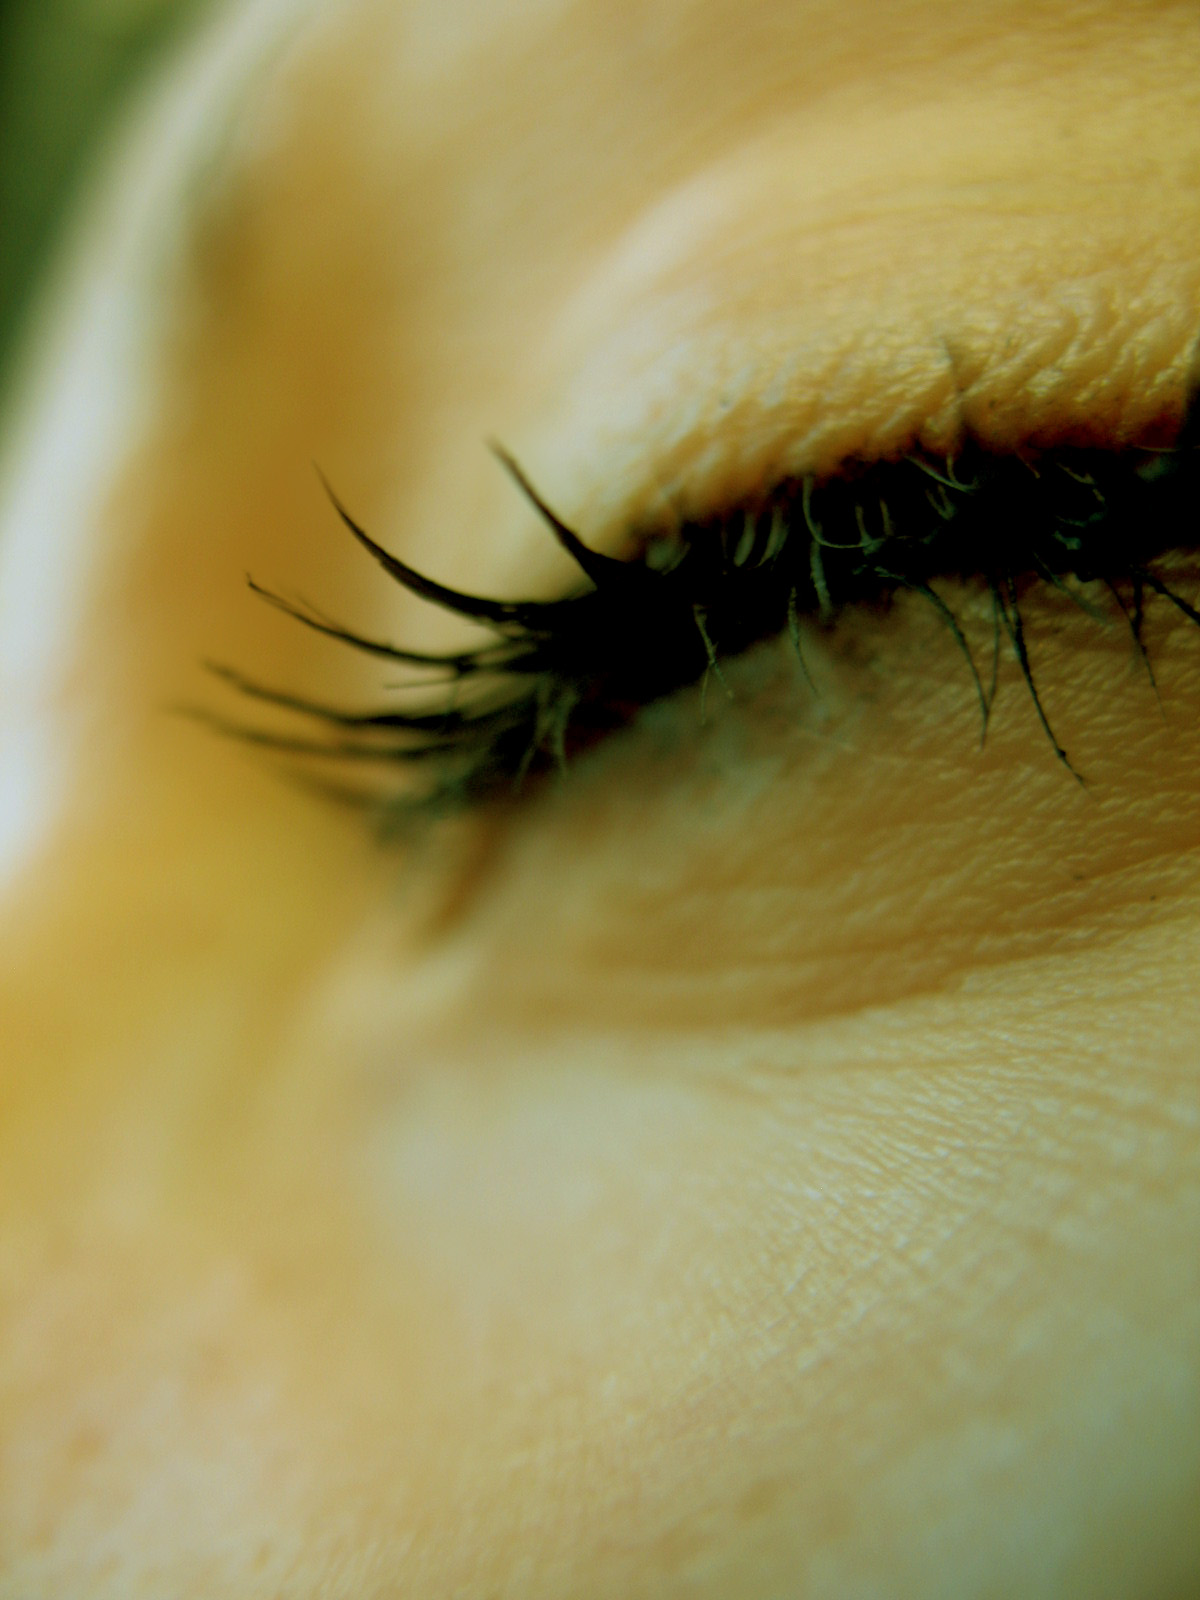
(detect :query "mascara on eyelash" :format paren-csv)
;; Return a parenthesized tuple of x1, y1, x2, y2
(197, 404, 1200, 814)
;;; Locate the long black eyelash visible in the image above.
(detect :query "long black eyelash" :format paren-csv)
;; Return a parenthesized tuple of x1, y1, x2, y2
(207, 414, 1200, 812)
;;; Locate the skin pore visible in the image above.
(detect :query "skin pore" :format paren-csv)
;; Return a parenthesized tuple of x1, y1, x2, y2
(1, 0, 1200, 1593)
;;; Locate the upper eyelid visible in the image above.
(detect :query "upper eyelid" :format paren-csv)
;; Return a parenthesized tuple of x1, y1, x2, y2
(485, 108, 1200, 561)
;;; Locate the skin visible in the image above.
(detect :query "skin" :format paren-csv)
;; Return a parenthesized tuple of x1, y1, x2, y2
(1, 0, 1200, 1593)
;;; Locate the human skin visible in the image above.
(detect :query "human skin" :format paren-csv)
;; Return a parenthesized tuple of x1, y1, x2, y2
(1, 0, 1199, 1593)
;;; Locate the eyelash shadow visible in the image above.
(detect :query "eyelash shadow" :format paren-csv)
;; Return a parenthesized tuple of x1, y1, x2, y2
(199, 412, 1200, 814)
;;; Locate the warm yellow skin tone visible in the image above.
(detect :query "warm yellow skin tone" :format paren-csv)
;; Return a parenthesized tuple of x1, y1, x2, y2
(2, 0, 1200, 1594)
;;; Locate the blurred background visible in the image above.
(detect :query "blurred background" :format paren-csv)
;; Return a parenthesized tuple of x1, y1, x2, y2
(0, 0, 205, 401)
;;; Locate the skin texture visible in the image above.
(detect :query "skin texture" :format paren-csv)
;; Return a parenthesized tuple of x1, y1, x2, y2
(1, 0, 1200, 1594)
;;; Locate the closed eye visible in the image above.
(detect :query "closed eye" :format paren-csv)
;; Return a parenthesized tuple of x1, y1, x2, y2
(201, 403, 1200, 813)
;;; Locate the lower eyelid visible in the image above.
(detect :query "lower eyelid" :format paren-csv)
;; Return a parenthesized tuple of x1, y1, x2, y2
(433, 556, 1200, 1033)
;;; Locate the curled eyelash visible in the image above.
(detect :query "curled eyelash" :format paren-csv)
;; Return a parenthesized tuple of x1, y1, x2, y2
(199, 413, 1200, 813)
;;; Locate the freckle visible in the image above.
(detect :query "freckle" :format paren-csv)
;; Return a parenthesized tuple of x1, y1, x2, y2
(736, 1475, 787, 1521)
(194, 1341, 229, 1387)
(651, 1519, 706, 1571)
(66, 1424, 105, 1467)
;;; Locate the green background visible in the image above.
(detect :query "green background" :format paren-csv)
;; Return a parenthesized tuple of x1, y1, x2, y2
(0, 0, 205, 398)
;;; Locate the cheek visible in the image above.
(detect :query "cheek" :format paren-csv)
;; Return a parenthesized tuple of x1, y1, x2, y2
(149, 687, 1199, 1597)
(145, 557, 1194, 1591)
(6, 859, 1200, 1597)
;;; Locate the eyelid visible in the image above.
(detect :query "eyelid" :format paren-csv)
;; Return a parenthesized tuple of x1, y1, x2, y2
(213, 419, 1200, 816)
(502, 115, 1200, 558)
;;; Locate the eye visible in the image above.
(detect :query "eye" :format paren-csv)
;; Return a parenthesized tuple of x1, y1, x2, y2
(166, 0, 1200, 831)
(200, 410, 1200, 812)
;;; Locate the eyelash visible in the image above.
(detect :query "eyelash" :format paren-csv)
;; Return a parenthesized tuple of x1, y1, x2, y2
(202, 410, 1200, 814)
